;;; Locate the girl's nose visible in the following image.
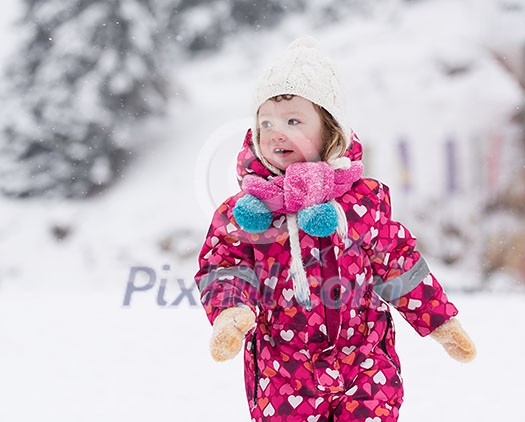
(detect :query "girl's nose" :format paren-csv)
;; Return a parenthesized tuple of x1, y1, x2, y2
(271, 128, 286, 142)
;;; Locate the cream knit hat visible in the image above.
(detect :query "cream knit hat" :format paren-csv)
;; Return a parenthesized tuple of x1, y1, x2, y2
(252, 36, 348, 171)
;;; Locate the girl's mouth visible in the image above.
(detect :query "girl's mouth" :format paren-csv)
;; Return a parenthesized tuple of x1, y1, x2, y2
(274, 148, 294, 155)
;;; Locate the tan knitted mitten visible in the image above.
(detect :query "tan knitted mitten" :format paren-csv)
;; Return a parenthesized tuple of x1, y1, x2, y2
(210, 307, 256, 362)
(430, 318, 476, 363)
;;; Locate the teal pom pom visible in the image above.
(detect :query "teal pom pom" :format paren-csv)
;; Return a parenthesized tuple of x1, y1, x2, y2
(233, 194, 273, 233)
(298, 203, 338, 237)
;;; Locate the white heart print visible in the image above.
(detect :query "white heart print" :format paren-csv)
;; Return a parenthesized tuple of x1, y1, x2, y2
(264, 276, 278, 289)
(407, 299, 422, 310)
(360, 358, 374, 369)
(263, 403, 275, 417)
(373, 370, 387, 385)
(326, 368, 340, 379)
(356, 273, 365, 285)
(311, 247, 321, 261)
(288, 395, 303, 409)
(280, 330, 294, 341)
(353, 204, 367, 217)
(259, 378, 270, 391)
(370, 227, 378, 240)
(282, 288, 294, 302)
(347, 327, 355, 340)
(342, 346, 356, 355)
(263, 334, 275, 347)
(273, 215, 285, 228)
(345, 385, 358, 396)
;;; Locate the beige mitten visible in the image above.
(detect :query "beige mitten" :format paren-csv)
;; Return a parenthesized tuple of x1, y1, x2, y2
(210, 306, 256, 362)
(430, 318, 476, 363)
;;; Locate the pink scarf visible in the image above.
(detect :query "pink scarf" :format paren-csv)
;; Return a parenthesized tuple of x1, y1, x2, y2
(241, 160, 363, 213)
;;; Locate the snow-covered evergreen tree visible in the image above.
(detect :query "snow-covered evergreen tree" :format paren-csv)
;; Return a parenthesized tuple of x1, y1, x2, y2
(158, 0, 306, 54)
(0, 0, 168, 198)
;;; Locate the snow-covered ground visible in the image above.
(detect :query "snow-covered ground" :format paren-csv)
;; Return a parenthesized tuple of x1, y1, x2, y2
(1, 0, 525, 420)
(0, 285, 523, 421)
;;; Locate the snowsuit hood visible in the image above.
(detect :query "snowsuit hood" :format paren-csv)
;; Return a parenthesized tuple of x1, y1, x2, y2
(236, 129, 364, 184)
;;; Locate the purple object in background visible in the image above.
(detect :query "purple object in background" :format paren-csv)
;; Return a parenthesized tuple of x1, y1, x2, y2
(446, 138, 458, 194)
(398, 138, 412, 193)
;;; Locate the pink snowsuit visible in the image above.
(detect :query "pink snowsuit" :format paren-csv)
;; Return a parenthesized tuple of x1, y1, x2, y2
(195, 130, 458, 421)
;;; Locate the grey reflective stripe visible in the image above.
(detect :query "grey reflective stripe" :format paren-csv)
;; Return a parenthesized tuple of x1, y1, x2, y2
(197, 266, 259, 293)
(373, 257, 430, 302)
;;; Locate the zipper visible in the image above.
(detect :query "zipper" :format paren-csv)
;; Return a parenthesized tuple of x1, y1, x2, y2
(252, 333, 259, 407)
(380, 312, 400, 372)
(320, 236, 343, 344)
(334, 286, 341, 311)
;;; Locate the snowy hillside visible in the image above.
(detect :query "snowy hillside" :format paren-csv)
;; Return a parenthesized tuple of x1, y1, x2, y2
(1, 0, 524, 421)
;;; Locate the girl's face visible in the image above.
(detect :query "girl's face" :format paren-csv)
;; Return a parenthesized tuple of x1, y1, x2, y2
(257, 96, 324, 171)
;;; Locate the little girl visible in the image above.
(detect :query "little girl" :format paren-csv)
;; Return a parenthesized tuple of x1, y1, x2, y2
(195, 37, 475, 422)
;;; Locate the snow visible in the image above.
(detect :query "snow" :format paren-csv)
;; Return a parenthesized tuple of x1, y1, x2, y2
(0, 0, 20, 64)
(1, 0, 524, 420)
(0, 285, 523, 421)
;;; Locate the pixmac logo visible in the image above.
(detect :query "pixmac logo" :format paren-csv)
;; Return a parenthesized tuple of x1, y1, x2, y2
(122, 265, 198, 307)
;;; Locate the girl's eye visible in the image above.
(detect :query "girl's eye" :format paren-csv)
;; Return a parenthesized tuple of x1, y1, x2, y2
(260, 120, 272, 129)
(288, 118, 300, 126)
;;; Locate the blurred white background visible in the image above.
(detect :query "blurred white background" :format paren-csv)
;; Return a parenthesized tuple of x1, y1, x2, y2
(0, 0, 524, 421)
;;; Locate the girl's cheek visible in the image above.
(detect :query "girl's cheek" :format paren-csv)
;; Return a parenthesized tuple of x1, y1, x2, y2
(294, 137, 314, 154)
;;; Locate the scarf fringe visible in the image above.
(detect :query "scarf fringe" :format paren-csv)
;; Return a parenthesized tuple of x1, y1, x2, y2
(286, 204, 348, 311)
(331, 199, 348, 246)
(286, 213, 312, 311)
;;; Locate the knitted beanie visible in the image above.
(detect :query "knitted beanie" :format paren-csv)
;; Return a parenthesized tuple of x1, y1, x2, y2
(251, 36, 348, 172)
